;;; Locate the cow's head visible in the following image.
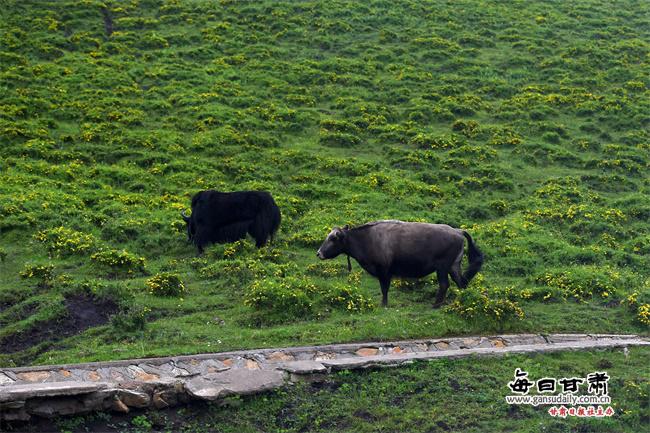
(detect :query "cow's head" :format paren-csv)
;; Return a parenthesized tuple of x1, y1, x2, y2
(181, 210, 195, 242)
(317, 225, 349, 259)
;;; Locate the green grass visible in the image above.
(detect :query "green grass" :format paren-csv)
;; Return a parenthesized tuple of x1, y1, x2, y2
(0, 0, 649, 367)
(19, 346, 650, 433)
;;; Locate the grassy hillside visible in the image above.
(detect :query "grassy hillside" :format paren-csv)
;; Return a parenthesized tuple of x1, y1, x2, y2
(0, 0, 649, 367)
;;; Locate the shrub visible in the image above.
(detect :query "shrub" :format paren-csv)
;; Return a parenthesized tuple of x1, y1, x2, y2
(409, 133, 464, 150)
(34, 226, 95, 256)
(110, 305, 151, 334)
(244, 276, 315, 323)
(146, 272, 186, 297)
(320, 119, 360, 134)
(542, 131, 561, 143)
(319, 130, 361, 147)
(488, 128, 522, 146)
(0, 247, 6, 262)
(621, 291, 650, 327)
(534, 266, 627, 302)
(90, 249, 146, 275)
(446, 276, 525, 327)
(19, 263, 55, 289)
(451, 119, 480, 137)
(637, 304, 650, 327)
(324, 283, 375, 313)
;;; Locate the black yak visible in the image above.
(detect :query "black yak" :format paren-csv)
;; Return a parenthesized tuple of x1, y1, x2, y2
(181, 190, 281, 254)
(316, 220, 483, 307)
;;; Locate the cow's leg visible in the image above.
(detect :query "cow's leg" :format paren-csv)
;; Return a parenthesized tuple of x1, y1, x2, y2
(379, 277, 391, 307)
(434, 270, 449, 308)
(449, 249, 466, 288)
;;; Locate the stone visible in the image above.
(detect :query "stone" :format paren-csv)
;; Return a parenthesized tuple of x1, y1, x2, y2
(86, 371, 101, 381)
(476, 338, 494, 348)
(151, 391, 178, 409)
(245, 359, 260, 370)
(501, 334, 546, 346)
(589, 334, 637, 340)
(461, 338, 479, 348)
(202, 359, 229, 373)
(185, 369, 286, 401)
(0, 372, 16, 385)
(138, 364, 167, 377)
(16, 371, 51, 382)
(118, 389, 151, 408)
(390, 346, 404, 354)
(59, 370, 72, 378)
(314, 351, 336, 361)
(0, 399, 25, 410)
(434, 342, 449, 350)
(2, 371, 18, 381)
(491, 339, 506, 348)
(127, 365, 159, 382)
(0, 407, 30, 421)
(321, 356, 397, 370)
(0, 382, 109, 403)
(207, 366, 227, 373)
(110, 369, 125, 382)
(267, 351, 295, 362)
(135, 373, 160, 382)
(546, 334, 588, 344)
(27, 397, 87, 417)
(67, 369, 88, 381)
(81, 389, 116, 410)
(152, 391, 170, 409)
(356, 348, 379, 357)
(159, 362, 192, 377)
(222, 358, 234, 367)
(277, 361, 327, 374)
(111, 398, 129, 413)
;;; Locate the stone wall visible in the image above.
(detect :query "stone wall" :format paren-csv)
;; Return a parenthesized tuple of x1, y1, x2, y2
(1, 334, 647, 421)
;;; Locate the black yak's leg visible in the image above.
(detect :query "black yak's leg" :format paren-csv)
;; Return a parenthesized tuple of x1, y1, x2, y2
(379, 277, 391, 307)
(249, 218, 268, 248)
(434, 270, 449, 308)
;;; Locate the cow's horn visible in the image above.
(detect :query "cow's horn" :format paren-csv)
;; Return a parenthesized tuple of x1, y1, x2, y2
(181, 210, 190, 222)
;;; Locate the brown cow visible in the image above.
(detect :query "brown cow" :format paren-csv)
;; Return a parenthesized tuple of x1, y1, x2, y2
(317, 220, 484, 307)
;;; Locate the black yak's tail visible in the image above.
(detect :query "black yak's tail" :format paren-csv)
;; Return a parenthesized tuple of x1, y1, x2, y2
(250, 193, 281, 247)
(462, 231, 484, 284)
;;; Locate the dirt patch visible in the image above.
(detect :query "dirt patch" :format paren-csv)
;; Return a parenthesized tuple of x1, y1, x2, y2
(0, 294, 118, 354)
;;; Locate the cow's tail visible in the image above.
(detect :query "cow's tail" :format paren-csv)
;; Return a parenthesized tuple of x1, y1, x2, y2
(462, 231, 484, 285)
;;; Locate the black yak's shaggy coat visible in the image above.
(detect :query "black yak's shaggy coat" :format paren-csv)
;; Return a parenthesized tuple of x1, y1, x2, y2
(182, 190, 281, 253)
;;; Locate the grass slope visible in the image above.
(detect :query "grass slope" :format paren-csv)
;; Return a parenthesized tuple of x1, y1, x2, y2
(0, 0, 649, 367)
